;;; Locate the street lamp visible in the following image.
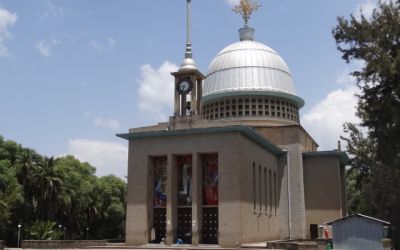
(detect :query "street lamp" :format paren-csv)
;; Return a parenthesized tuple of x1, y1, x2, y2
(86, 227, 89, 240)
(17, 224, 21, 248)
(58, 224, 62, 240)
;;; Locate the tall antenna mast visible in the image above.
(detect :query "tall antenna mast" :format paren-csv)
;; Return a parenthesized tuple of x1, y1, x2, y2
(185, 0, 192, 59)
(179, 0, 197, 71)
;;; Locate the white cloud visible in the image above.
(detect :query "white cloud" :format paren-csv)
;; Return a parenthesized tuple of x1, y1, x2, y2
(337, 69, 356, 86)
(0, 7, 17, 57)
(302, 66, 362, 150)
(302, 85, 360, 150)
(138, 61, 178, 121)
(224, 0, 240, 7)
(94, 117, 120, 130)
(89, 37, 116, 52)
(43, 0, 65, 19)
(354, 0, 390, 20)
(63, 33, 79, 47)
(35, 40, 51, 57)
(89, 40, 104, 52)
(50, 35, 62, 46)
(68, 139, 128, 179)
(108, 37, 116, 48)
(355, 1, 375, 19)
(35, 36, 66, 57)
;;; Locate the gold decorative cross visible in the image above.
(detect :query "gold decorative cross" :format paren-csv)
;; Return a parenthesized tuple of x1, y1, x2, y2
(233, 0, 261, 27)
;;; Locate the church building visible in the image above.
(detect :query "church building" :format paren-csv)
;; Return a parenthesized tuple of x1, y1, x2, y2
(117, 0, 348, 247)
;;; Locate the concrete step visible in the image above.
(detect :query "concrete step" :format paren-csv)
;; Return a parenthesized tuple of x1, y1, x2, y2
(241, 241, 286, 250)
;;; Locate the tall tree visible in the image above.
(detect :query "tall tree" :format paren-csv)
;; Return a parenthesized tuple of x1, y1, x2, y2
(333, 0, 400, 164)
(96, 175, 126, 239)
(31, 157, 63, 220)
(333, 0, 400, 247)
(0, 160, 23, 239)
(54, 156, 98, 239)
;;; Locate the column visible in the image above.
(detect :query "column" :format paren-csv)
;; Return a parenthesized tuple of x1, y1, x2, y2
(190, 75, 197, 115)
(174, 79, 180, 116)
(166, 154, 177, 244)
(191, 153, 201, 244)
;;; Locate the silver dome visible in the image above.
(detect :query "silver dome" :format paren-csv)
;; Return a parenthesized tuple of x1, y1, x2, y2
(203, 39, 304, 107)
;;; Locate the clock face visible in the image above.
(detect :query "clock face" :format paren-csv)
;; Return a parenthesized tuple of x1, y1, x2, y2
(177, 79, 193, 94)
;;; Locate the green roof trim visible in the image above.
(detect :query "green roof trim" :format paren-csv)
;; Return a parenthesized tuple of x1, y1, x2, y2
(303, 151, 350, 166)
(202, 90, 305, 108)
(116, 125, 285, 155)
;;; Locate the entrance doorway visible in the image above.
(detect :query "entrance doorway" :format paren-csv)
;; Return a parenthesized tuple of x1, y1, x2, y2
(201, 154, 218, 244)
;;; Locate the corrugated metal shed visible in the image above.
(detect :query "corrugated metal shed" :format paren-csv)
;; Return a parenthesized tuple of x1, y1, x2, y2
(326, 214, 390, 250)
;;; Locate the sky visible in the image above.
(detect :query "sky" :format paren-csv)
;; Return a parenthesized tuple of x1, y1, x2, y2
(0, 0, 382, 179)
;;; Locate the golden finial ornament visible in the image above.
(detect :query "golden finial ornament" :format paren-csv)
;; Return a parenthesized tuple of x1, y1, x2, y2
(233, 0, 261, 27)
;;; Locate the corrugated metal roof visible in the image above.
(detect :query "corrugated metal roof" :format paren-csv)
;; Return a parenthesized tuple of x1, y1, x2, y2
(325, 214, 390, 225)
(203, 40, 296, 98)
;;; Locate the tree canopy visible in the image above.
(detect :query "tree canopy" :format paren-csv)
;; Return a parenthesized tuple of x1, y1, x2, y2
(333, 0, 400, 164)
(0, 135, 126, 246)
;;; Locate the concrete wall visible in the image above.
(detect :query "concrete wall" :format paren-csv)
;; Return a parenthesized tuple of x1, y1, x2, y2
(238, 133, 281, 243)
(277, 154, 290, 239)
(124, 119, 340, 246)
(21, 240, 106, 249)
(280, 144, 307, 240)
(125, 131, 288, 247)
(303, 156, 345, 239)
(126, 132, 248, 247)
(125, 139, 149, 245)
(256, 126, 318, 153)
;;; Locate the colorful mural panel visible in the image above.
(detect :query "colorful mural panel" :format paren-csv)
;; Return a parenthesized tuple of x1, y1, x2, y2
(153, 157, 167, 207)
(177, 155, 192, 206)
(203, 154, 218, 206)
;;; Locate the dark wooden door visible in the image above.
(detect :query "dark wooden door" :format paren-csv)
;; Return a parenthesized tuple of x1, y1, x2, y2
(177, 207, 192, 243)
(153, 208, 166, 243)
(202, 207, 218, 244)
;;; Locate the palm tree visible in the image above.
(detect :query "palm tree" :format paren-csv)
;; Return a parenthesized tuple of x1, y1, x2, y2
(28, 221, 62, 240)
(15, 149, 42, 200)
(32, 157, 63, 220)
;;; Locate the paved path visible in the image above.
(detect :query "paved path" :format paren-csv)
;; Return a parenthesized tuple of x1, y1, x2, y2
(5, 242, 286, 250)
(6, 247, 285, 250)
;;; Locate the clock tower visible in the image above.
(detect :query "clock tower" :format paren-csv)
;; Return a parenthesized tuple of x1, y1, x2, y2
(171, 0, 205, 118)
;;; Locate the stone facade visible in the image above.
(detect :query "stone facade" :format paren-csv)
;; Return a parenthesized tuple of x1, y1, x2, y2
(303, 154, 347, 239)
(123, 127, 284, 247)
(119, 120, 348, 247)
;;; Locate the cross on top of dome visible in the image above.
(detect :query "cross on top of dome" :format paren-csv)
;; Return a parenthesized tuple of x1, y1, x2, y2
(233, 0, 261, 27)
